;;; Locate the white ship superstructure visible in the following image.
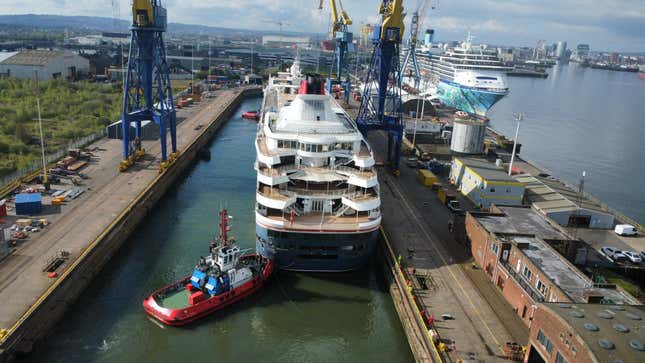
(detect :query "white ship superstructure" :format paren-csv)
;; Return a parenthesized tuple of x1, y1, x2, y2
(254, 69, 381, 272)
(410, 33, 513, 116)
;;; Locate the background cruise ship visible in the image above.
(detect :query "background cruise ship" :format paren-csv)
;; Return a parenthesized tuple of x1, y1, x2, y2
(406, 32, 512, 116)
(254, 65, 381, 272)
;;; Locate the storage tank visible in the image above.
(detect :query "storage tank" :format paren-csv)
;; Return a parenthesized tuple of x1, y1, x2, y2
(450, 115, 488, 154)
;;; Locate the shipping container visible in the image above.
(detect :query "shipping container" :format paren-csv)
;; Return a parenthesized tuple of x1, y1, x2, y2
(15, 193, 42, 215)
(417, 169, 438, 187)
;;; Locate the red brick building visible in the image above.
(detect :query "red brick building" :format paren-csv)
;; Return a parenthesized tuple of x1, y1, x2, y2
(465, 206, 637, 327)
(525, 303, 644, 363)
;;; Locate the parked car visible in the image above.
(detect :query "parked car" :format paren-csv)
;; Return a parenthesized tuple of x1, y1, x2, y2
(615, 224, 637, 236)
(600, 246, 627, 263)
(640, 251, 645, 260)
(622, 251, 642, 264)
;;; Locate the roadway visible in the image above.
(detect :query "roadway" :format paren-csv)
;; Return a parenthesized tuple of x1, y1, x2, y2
(368, 131, 529, 362)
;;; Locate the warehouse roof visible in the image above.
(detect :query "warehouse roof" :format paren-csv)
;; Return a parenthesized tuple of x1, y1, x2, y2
(0, 51, 18, 63)
(454, 157, 518, 183)
(516, 174, 611, 215)
(0, 50, 65, 66)
(475, 205, 568, 241)
(543, 303, 645, 363)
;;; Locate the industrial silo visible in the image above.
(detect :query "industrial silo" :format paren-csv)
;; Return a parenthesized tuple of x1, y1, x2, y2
(450, 115, 488, 154)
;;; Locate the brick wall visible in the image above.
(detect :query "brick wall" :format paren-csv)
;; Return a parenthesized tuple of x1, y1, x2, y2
(524, 306, 595, 363)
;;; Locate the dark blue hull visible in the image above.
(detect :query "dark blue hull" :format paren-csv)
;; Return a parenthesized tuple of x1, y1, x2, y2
(256, 225, 379, 272)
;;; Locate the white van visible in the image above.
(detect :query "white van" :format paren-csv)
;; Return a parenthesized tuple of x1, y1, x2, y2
(614, 224, 637, 236)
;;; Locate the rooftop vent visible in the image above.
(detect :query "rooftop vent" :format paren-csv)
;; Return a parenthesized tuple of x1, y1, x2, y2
(597, 311, 613, 319)
(598, 338, 614, 350)
(570, 311, 585, 318)
(583, 323, 599, 331)
(629, 339, 644, 351)
(613, 324, 629, 333)
(625, 312, 641, 321)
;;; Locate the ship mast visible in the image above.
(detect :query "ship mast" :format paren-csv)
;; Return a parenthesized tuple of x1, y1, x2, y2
(219, 209, 230, 246)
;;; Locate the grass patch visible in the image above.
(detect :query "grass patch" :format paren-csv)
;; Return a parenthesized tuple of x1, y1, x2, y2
(593, 268, 643, 299)
(0, 78, 122, 176)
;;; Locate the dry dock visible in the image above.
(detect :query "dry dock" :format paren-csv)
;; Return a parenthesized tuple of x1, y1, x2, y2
(0, 87, 261, 358)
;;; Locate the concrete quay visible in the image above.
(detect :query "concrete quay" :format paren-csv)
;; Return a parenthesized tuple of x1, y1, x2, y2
(0, 87, 261, 359)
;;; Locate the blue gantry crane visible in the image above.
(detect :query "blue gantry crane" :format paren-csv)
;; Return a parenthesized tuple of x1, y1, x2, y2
(356, 0, 405, 174)
(400, 0, 429, 90)
(120, 0, 177, 171)
(319, 0, 353, 102)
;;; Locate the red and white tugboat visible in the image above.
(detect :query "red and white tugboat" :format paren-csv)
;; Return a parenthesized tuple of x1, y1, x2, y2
(142, 210, 273, 326)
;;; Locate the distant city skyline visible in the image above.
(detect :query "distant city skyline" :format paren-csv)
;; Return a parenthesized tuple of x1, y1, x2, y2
(0, 0, 644, 52)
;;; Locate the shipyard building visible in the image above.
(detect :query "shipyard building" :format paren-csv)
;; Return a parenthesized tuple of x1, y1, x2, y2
(526, 303, 644, 363)
(0, 50, 89, 80)
(465, 205, 638, 327)
(450, 157, 525, 208)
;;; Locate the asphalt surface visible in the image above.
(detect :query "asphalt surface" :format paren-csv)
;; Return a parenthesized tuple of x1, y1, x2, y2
(368, 130, 529, 362)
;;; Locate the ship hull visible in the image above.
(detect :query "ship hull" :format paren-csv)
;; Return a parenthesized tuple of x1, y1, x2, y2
(436, 80, 507, 116)
(255, 224, 379, 272)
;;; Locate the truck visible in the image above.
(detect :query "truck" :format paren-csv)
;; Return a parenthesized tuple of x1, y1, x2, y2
(614, 224, 637, 236)
(437, 188, 464, 213)
(437, 188, 457, 205)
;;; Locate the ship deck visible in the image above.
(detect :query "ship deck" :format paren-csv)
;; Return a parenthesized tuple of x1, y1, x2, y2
(263, 210, 377, 232)
(157, 289, 190, 309)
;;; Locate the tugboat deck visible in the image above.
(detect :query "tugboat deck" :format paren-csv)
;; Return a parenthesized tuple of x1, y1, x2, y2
(158, 289, 190, 309)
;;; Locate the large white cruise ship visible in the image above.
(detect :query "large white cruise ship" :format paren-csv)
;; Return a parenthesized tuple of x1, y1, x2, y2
(408, 33, 513, 116)
(254, 63, 381, 272)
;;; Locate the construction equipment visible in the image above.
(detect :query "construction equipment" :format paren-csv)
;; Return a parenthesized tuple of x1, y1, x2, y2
(356, 0, 405, 173)
(120, 0, 178, 171)
(319, 0, 353, 101)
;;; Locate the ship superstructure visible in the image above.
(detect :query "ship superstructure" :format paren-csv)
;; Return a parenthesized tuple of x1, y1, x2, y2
(409, 33, 512, 116)
(254, 66, 381, 272)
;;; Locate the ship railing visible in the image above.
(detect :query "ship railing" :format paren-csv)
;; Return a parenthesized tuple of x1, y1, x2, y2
(335, 166, 375, 179)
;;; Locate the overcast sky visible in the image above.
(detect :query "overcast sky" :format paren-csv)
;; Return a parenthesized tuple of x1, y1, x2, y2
(1, 0, 644, 52)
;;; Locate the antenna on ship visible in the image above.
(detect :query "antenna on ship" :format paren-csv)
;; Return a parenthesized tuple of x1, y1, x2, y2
(219, 209, 229, 246)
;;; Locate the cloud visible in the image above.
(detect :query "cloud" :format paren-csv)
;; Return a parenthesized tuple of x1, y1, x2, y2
(0, 0, 643, 51)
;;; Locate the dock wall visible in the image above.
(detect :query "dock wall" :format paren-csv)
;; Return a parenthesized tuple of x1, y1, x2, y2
(0, 87, 261, 359)
(377, 227, 444, 363)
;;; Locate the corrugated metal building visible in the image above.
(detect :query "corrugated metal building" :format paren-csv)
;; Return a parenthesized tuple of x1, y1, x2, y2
(0, 50, 90, 80)
(516, 174, 615, 229)
(450, 157, 525, 208)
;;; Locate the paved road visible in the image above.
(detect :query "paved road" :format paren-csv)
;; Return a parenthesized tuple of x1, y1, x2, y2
(369, 131, 528, 362)
(0, 90, 241, 331)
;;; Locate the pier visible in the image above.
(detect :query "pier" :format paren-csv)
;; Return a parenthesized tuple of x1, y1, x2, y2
(0, 86, 261, 358)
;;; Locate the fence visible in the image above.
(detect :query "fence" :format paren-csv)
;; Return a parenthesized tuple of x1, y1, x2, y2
(0, 130, 107, 191)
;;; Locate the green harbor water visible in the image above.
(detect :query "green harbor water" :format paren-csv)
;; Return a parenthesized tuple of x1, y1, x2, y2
(23, 97, 412, 363)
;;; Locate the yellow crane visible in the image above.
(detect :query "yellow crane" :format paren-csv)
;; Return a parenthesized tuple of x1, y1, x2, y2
(318, 0, 354, 99)
(319, 0, 353, 38)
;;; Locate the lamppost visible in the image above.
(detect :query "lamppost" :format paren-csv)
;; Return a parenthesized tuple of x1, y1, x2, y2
(508, 113, 524, 176)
